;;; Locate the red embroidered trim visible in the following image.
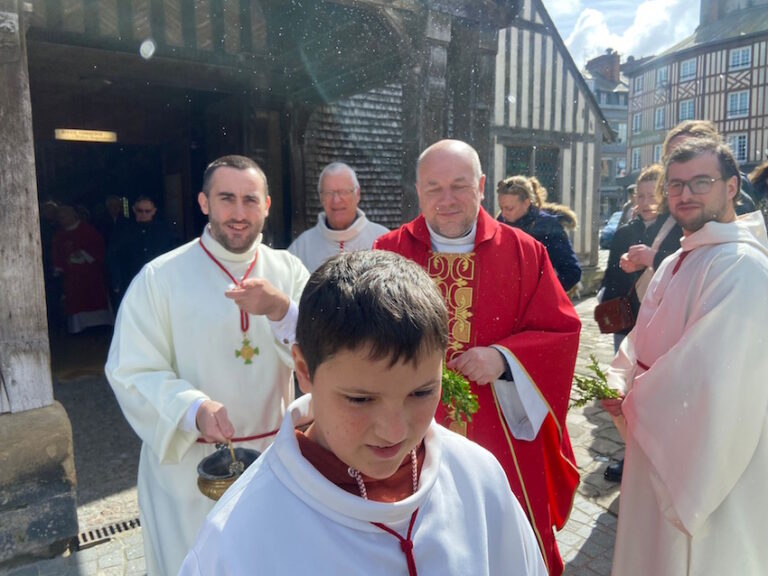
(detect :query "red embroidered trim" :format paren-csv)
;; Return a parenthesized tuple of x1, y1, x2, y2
(196, 428, 279, 444)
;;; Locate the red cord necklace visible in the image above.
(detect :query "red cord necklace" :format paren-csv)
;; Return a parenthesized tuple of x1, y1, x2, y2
(199, 237, 259, 364)
(347, 450, 420, 576)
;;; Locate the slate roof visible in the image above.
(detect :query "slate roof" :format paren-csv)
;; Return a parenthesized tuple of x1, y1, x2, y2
(641, 5, 768, 69)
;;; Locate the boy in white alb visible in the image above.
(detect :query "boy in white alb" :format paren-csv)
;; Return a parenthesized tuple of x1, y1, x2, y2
(180, 250, 546, 575)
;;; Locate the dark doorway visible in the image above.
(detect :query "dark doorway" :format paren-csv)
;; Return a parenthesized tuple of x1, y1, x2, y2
(35, 140, 164, 217)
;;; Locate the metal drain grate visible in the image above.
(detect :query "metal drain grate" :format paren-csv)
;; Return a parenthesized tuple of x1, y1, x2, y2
(73, 517, 141, 551)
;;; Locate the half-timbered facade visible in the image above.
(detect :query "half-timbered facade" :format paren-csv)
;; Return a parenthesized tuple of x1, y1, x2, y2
(625, 0, 768, 175)
(490, 0, 611, 266)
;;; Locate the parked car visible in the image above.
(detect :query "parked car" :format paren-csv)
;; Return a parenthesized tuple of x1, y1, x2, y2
(599, 211, 623, 249)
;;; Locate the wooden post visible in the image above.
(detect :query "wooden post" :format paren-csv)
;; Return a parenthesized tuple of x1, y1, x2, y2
(399, 9, 451, 223)
(287, 105, 312, 239)
(0, 0, 53, 414)
(0, 1, 78, 563)
(448, 22, 499, 212)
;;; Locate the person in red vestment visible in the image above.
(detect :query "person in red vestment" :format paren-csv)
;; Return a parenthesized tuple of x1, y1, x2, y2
(52, 205, 113, 333)
(374, 139, 581, 575)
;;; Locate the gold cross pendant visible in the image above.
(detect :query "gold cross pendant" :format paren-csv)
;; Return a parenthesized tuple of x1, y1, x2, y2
(235, 336, 259, 365)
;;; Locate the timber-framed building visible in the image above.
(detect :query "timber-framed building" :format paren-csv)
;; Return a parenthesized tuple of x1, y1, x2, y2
(624, 0, 768, 176)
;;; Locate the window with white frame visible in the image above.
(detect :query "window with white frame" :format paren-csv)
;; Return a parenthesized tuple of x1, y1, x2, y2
(653, 144, 663, 163)
(633, 75, 644, 93)
(617, 123, 627, 143)
(632, 148, 642, 172)
(656, 67, 669, 86)
(616, 158, 626, 177)
(679, 99, 695, 121)
(655, 107, 665, 130)
(632, 112, 642, 134)
(729, 46, 751, 70)
(727, 90, 749, 118)
(727, 134, 748, 163)
(680, 58, 696, 81)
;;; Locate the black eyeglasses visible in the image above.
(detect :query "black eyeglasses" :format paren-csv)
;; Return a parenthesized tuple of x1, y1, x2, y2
(663, 176, 723, 198)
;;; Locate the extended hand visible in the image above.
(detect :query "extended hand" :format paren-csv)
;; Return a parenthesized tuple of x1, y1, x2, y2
(600, 394, 625, 417)
(447, 347, 506, 385)
(626, 244, 656, 268)
(619, 252, 644, 274)
(196, 400, 235, 443)
(225, 278, 290, 321)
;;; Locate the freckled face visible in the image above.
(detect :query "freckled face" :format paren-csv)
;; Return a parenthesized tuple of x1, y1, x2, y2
(293, 345, 442, 480)
(198, 166, 270, 253)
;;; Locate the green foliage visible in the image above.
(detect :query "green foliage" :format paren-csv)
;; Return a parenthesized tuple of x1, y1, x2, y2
(571, 354, 619, 408)
(441, 365, 479, 423)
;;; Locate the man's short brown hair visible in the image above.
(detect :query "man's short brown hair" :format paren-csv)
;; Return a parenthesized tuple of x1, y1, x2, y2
(201, 155, 269, 197)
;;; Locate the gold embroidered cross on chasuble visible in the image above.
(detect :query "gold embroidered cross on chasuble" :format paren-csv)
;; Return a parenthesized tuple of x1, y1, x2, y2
(426, 253, 475, 360)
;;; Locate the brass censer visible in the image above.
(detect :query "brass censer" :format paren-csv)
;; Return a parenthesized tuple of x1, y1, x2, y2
(197, 440, 260, 501)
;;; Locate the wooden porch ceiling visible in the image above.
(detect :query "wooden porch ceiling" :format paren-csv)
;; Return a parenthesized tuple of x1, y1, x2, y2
(26, 0, 521, 107)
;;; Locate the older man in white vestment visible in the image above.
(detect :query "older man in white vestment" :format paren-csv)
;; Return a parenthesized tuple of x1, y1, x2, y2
(603, 138, 768, 575)
(105, 155, 309, 575)
(288, 162, 388, 271)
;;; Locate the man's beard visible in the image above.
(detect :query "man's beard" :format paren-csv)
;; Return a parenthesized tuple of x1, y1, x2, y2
(208, 220, 260, 253)
(676, 199, 730, 234)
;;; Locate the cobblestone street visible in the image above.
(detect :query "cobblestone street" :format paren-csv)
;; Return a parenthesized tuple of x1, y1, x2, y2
(3, 289, 626, 576)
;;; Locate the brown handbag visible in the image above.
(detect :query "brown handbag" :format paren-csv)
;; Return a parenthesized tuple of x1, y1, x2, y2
(594, 295, 635, 334)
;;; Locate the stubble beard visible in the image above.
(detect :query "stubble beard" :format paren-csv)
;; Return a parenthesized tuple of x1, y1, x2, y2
(209, 220, 260, 253)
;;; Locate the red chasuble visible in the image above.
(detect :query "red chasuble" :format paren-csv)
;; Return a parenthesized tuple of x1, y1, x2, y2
(52, 221, 110, 315)
(375, 208, 580, 576)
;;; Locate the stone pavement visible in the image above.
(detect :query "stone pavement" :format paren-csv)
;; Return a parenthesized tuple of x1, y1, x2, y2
(2, 296, 626, 576)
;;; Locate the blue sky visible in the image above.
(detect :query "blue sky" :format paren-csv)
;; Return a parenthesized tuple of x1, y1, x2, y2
(543, 0, 700, 68)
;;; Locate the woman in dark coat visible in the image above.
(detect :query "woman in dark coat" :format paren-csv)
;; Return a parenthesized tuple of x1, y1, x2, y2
(496, 176, 582, 292)
(601, 164, 682, 352)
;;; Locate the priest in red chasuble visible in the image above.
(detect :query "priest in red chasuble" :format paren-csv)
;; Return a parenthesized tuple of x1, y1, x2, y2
(374, 140, 580, 576)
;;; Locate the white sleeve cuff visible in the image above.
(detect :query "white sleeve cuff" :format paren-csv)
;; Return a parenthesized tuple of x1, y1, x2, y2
(181, 398, 206, 433)
(267, 300, 298, 347)
(490, 346, 548, 441)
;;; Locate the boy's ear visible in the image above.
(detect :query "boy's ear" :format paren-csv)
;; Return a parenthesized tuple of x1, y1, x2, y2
(292, 344, 312, 395)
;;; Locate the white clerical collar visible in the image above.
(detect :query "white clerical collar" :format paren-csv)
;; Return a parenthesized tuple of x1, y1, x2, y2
(201, 225, 262, 263)
(318, 208, 368, 242)
(425, 221, 477, 254)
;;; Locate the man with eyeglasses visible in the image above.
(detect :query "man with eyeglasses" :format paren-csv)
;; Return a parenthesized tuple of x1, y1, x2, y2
(107, 195, 176, 307)
(288, 162, 388, 272)
(375, 139, 581, 576)
(602, 137, 768, 575)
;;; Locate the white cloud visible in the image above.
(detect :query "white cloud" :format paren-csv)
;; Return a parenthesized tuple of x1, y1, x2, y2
(545, 0, 582, 19)
(565, 9, 623, 67)
(563, 0, 698, 67)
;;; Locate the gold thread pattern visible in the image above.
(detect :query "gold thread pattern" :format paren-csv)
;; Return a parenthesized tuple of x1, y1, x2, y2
(427, 253, 475, 360)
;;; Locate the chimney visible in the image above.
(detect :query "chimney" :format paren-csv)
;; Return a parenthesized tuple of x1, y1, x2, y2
(586, 49, 621, 83)
(699, 0, 720, 27)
